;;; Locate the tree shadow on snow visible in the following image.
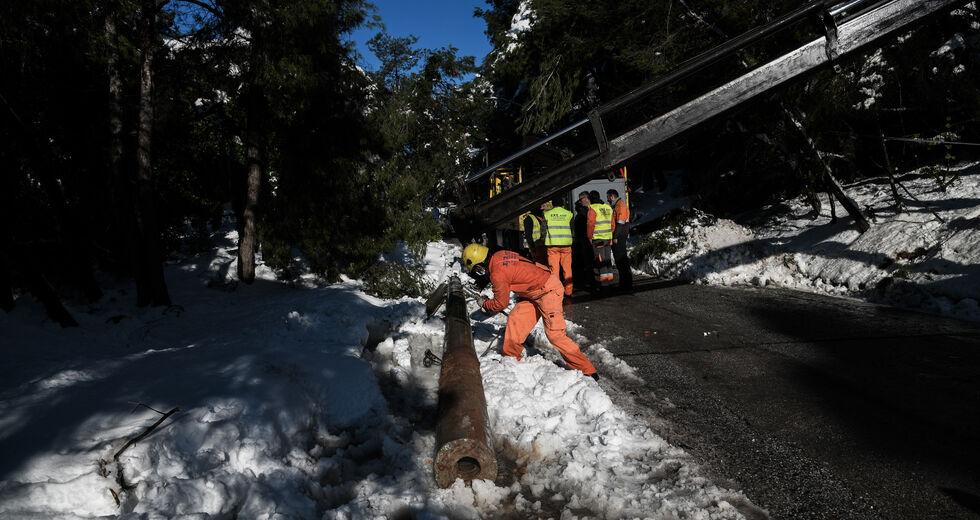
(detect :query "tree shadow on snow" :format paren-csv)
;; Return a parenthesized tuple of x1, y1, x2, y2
(0, 278, 424, 519)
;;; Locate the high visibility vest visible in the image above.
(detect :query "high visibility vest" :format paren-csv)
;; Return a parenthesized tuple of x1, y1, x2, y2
(530, 215, 543, 244)
(591, 203, 614, 240)
(522, 213, 544, 247)
(543, 207, 574, 246)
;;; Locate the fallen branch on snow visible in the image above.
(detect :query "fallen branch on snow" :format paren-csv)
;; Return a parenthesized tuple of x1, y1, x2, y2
(113, 406, 179, 461)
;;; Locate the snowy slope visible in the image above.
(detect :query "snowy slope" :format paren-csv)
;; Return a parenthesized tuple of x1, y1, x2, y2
(0, 235, 758, 519)
(632, 162, 980, 321)
(0, 231, 406, 519)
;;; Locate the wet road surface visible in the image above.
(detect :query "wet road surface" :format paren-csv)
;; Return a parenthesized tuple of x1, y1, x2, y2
(566, 280, 980, 520)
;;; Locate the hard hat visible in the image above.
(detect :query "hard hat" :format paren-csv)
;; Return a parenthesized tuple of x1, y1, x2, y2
(462, 243, 489, 271)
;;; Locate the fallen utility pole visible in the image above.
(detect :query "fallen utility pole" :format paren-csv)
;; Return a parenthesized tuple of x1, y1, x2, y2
(460, 0, 965, 230)
(433, 275, 497, 488)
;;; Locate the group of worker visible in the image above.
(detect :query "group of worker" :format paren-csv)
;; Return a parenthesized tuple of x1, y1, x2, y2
(523, 188, 632, 295)
(459, 188, 633, 382)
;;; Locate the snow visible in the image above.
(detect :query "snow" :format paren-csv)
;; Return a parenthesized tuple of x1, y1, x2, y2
(489, 0, 536, 67)
(503, 0, 535, 54)
(933, 33, 966, 58)
(632, 163, 980, 321)
(1, 229, 760, 518)
(851, 48, 889, 110)
(351, 286, 756, 519)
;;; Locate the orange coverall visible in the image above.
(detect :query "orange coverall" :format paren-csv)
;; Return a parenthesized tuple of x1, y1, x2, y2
(482, 250, 597, 376)
(547, 247, 573, 296)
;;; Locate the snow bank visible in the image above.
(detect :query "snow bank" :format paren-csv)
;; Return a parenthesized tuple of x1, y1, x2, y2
(353, 287, 757, 519)
(0, 233, 412, 519)
(633, 163, 980, 321)
(1, 233, 757, 519)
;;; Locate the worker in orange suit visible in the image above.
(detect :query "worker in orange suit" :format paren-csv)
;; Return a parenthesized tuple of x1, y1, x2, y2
(462, 243, 598, 380)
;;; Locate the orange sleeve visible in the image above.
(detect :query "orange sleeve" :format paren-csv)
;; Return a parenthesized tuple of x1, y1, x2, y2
(615, 199, 630, 223)
(587, 208, 596, 240)
(483, 258, 511, 313)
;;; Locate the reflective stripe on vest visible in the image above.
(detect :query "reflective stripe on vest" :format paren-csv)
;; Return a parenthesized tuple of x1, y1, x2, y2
(591, 203, 613, 240)
(543, 207, 573, 246)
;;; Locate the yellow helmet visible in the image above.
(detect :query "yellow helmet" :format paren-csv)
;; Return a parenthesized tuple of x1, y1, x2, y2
(461, 243, 489, 271)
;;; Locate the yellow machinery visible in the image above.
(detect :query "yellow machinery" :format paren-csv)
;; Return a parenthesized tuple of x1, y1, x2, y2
(488, 167, 525, 234)
(488, 166, 522, 199)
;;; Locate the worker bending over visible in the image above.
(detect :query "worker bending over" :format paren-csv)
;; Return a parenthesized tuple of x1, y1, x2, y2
(543, 197, 575, 297)
(462, 243, 598, 380)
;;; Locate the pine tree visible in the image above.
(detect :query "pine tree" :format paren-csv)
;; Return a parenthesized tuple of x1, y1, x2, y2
(132, 0, 172, 306)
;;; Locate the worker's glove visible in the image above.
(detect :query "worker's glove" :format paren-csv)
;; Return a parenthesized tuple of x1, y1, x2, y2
(476, 295, 488, 308)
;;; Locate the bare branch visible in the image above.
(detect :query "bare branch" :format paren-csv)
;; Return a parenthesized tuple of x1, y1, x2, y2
(127, 401, 167, 415)
(113, 407, 179, 461)
(173, 0, 221, 18)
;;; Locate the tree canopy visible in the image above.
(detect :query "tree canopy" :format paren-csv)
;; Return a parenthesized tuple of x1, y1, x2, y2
(2, 0, 977, 316)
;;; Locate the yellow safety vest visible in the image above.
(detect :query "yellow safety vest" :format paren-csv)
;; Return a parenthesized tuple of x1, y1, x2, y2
(522, 213, 544, 246)
(543, 207, 574, 246)
(591, 203, 613, 241)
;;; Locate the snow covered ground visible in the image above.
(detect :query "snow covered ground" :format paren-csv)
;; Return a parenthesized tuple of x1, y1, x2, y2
(1, 233, 760, 519)
(632, 162, 980, 321)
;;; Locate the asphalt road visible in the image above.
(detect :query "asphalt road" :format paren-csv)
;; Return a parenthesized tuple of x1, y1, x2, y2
(565, 280, 980, 520)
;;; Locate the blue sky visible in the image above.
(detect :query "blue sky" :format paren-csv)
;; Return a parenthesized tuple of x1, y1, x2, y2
(349, 0, 492, 70)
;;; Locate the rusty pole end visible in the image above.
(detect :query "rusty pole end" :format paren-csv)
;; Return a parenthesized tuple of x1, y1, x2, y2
(433, 276, 498, 487)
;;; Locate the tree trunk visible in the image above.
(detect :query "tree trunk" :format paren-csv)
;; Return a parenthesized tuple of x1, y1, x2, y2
(677, 0, 870, 232)
(875, 114, 904, 212)
(1, 141, 16, 312)
(0, 211, 13, 312)
(0, 93, 103, 303)
(237, 41, 265, 285)
(0, 256, 12, 312)
(22, 257, 78, 327)
(237, 123, 261, 284)
(784, 106, 870, 232)
(42, 172, 105, 301)
(879, 135, 903, 212)
(106, 9, 132, 272)
(134, 0, 171, 306)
